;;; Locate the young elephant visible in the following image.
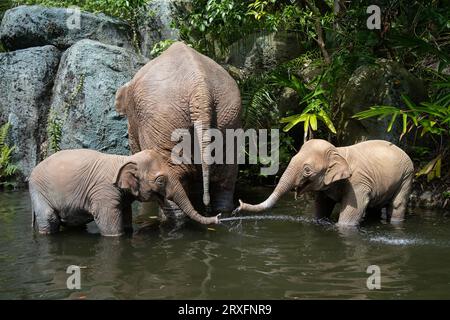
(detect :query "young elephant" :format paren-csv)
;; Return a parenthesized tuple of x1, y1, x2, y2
(236, 139, 414, 226)
(29, 149, 169, 236)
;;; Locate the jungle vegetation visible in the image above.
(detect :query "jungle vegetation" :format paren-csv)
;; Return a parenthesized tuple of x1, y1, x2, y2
(1, 0, 449, 194)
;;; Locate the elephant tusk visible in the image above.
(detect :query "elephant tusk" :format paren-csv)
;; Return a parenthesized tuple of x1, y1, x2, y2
(294, 187, 298, 201)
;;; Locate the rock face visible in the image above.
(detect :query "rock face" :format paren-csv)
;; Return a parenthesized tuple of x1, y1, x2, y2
(49, 39, 147, 156)
(226, 32, 303, 76)
(409, 189, 447, 210)
(0, 5, 133, 51)
(138, 0, 180, 57)
(337, 59, 427, 145)
(0, 45, 60, 180)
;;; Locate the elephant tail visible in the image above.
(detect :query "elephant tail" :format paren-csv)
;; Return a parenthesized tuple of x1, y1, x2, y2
(190, 86, 213, 209)
(194, 118, 211, 209)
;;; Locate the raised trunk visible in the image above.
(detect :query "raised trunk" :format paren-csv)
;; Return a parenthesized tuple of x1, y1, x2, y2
(239, 158, 299, 213)
(169, 178, 217, 224)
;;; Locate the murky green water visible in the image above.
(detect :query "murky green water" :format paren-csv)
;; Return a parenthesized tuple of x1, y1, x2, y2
(1, 188, 450, 299)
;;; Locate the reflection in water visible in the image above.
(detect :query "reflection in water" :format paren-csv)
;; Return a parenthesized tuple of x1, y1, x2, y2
(0, 189, 449, 299)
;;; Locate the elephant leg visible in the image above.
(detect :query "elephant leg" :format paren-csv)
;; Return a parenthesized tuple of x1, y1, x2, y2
(211, 163, 238, 212)
(388, 176, 412, 223)
(337, 187, 370, 227)
(314, 192, 336, 220)
(122, 204, 133, 234)
(128, 123, 141, 154)
(93, 207, 124, 236)
(31, 193, 60, 234)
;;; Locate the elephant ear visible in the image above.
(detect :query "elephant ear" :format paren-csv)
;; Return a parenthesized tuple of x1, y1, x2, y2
(115, 162, 139, 196)
(115, 82, 130, 116)
(324, 149, 351, 185)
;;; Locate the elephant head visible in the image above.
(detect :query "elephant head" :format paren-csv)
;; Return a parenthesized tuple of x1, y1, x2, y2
(115, 150, 219, 225)
(237, 139, 351, 213)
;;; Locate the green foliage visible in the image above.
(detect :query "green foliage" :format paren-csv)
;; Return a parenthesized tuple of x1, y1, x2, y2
(1, 0, 13, 52)
(150, 39, 177, 57)
(1, 0, 12, 19)
(240, 76, 277, 130)
(273, 71, 336, 142)
(172, 0, 255, 57)
(47, 110, 63, 153)
(354, 77, 450, 181)
(172, 0, 318, 57)
(0, 123, 19, 188)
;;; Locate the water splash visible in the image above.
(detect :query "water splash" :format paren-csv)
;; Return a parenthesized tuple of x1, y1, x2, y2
(219, 215, 335, 226)
(369, 236, 424, 246)
(219, 215, 311, 223)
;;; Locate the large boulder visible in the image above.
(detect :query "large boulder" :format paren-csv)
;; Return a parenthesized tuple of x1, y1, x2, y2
(0, 5, 134, 51)
(138, 0, 180, 57)
(336, 59, 427, 145)
(48, 39, 147, 156)
(226, 32, 303, 77)
(0, 45, 61, 180)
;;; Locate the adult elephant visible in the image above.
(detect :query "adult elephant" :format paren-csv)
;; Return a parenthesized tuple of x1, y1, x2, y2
(236, 139, 414, 226)
(115, 42, 241, 225)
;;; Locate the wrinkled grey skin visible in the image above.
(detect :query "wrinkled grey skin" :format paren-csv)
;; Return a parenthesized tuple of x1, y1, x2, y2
(29, 149, 167, 236)
(236, 139, 414, 227)
(115, 41, 242, 225)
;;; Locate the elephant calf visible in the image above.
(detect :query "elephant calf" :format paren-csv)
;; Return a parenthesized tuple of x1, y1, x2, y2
(29, 149, 168, 236)
(236, 139, 414, 226)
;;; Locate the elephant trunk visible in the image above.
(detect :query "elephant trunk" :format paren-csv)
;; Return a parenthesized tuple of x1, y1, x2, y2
(169, 178, 218, 224)
(239, 158, 299, 213)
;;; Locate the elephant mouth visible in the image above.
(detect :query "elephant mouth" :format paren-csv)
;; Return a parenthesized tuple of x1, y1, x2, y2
(152, 192, 166, 205)
(294, 180, 311, 200)
(141, 191, 165, 204)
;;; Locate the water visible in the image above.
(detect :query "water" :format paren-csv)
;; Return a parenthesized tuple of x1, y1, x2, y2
(1, 188, 450, 299)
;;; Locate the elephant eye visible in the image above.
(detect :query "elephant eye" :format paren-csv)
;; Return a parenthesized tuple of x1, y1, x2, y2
(155, 176, 165, 186)
(304, 166, 312, 176)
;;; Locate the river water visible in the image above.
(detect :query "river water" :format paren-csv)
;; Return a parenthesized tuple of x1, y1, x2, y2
(0, 188, 449, 299)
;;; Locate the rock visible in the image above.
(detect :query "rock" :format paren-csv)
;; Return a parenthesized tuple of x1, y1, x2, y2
(277, 87, 299, 116)
(226, 32, 303, 77)
(138, 0, 180, 57)
(409, 189, 444, 209)
(49, 39, 147, 156)
(0, 5, 133, 51)
(0, 45, 61, 180)
(337, 59, 427, 145)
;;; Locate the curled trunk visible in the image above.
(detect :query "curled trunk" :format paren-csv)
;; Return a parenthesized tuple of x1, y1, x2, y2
(169, 178, 218, 224)
(239, 159, 299, 213)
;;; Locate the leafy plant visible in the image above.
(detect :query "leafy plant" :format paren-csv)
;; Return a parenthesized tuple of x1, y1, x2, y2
(47, 109, 63, 153)
(150, 39, 177, 57)
(274, 71, 336, 142)
(0, 123, 19, 188)
(172, 0, 256, 57)
(353, 77, 450, 181)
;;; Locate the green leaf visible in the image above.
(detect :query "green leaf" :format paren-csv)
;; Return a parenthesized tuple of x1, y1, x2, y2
(280, 114, 308, 132)
(387, 111, 399, 132)
(303, 114, 310, 133)
(402, 113, 408, 134)
(309, 114, 317, 131)
(401, 94, 416, 110)
(318, 110, 336, 134)
(416, 155, 442, 178)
